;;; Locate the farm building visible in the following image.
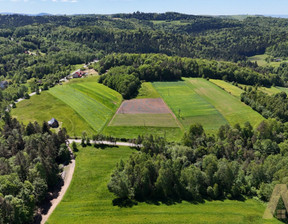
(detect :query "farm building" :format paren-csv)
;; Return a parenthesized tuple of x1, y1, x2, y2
(73, 71, 87, 78)
(48, 118, 59, 128)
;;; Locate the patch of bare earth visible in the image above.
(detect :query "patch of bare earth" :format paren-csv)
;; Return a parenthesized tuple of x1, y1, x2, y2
(116, 98, 171, 114)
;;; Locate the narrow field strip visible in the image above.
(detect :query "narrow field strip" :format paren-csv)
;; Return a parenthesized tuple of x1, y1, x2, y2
(209, 79, 244, 98)
(70, 82, 122, 110)
(109, 113, 179, 127)
(104, 126, 183, 142)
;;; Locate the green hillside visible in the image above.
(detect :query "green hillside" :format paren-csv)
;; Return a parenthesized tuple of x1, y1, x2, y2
(11, 77, 122, 137)
(47, 145, 280, 224)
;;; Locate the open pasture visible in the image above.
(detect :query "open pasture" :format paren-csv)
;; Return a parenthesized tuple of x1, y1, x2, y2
(48, 146, 281, 224)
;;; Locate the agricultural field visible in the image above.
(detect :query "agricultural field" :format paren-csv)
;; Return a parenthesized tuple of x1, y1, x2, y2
(12, 77, 122, 137)
(186, 78, 264, 128)
(153, 80, 228, 134)
(106, 98, 183, 141)
(47, 145, 280, 224)
(209, 79, 244, 98)
(153, 78, 265, 133)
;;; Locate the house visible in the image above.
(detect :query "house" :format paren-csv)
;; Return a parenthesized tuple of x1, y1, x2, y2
(48, 118, 59, 128)
(72, 71, 87, 78)
(0, 81, 8, 89)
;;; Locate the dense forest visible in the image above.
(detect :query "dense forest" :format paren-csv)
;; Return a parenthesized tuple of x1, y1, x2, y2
(0, 113, 69, 223)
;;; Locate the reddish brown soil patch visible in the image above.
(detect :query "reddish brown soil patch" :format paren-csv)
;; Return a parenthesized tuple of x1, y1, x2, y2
(117, 98, 171, 114)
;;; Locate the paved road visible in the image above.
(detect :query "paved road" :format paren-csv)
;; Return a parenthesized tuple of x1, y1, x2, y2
(68, 139, 142, 148)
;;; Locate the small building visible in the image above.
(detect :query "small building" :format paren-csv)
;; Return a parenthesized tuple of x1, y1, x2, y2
(0, 81, 8, 89)
(48, 118, 59, 128)
(73, 71, 87, 78)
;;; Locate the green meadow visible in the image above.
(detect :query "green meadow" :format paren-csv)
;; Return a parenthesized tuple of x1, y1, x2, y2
(12, 77, 122, 137)
(248, 54, 288, 67)
(11, 91, 95, 136)
(47, 146, 280, 224)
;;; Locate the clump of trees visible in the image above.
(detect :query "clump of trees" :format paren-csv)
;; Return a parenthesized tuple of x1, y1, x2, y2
(108, 119, 288, 203)
(0, 113, 69, 224)
(241, 89, 288, 122)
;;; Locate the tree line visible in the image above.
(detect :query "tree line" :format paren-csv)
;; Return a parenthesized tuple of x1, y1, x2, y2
(97, 53, 283, 99)
(108, 119, 288, 204)
(241, 89, 288, 122)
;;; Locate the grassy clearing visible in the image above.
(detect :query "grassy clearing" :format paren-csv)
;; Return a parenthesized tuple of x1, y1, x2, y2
(136, 82, 160, 99)
(153, 81, 228, 134)
(48, 146, 280, 224)
(109, 113, 179, 127)
(248, 54, 288, 67)
(209, 79, 244, 98)
(103, 126, 183, 142)
(187, 78, 264, 128)
(11, 92, 95, 137)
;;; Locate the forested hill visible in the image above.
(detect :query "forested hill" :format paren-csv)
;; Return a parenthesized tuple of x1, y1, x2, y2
(1, 13, 288, 61)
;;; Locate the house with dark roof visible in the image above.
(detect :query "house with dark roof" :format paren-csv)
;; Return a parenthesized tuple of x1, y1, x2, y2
(48, 118, 59, 128)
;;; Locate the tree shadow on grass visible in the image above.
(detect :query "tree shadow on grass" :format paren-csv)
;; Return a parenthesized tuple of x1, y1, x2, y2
(112, 198, 138, 207)
(94, 144, 119, 149)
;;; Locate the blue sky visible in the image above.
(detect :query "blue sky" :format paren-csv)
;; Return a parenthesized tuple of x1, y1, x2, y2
(1, 0, 288, 15)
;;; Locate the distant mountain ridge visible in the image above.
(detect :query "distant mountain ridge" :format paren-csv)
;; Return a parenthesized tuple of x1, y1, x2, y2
(0, 12, 52, 16)
(1, 12, 288, 18)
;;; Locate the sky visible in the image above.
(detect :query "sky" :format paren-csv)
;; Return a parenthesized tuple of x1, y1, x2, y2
(1, 0, 288, 16)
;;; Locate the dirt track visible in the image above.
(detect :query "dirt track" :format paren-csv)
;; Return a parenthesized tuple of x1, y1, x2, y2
(40, 147, 75, 224)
